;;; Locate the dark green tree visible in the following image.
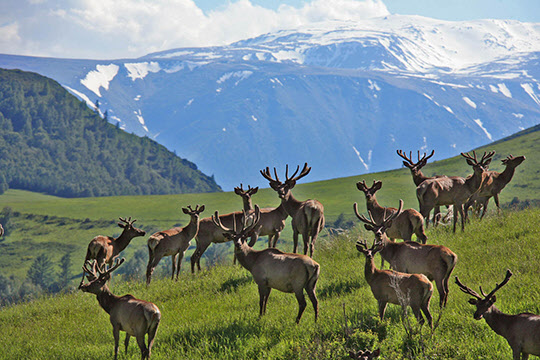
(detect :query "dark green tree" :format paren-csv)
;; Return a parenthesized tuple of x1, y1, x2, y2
(26, 254, 55, 291)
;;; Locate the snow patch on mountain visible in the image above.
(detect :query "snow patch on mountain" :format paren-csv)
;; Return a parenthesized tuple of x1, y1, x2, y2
(217, 71, 253, 85)
(125, 62, 161, 81)
(498, 83, 512, 98)
(80, 64, 119, 97)
(462, 97, 477, 108)
(521, 83, 540, 106)
(133, 109, 148, 132)
(64, 85, 94, 107)
(474, 119, 492, 140)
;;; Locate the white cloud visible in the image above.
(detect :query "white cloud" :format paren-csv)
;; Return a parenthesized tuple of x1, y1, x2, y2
(0, 0, 389, 59)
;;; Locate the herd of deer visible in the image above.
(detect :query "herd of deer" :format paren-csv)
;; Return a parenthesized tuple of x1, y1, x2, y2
(71, 149, 536, 359)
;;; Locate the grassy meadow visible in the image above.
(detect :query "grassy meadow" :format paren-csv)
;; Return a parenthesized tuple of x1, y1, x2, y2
(0, 125, 538, 359)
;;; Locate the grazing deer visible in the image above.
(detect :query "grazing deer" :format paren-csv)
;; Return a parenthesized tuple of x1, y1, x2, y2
(234, 183, 288, 248)
(356, 237, 433, 327)
(260, 163, 325, 257)
(356, 180, 427, 244)
(464, 155, 526, 219)
(212, 205, 320, 323)
(354, 200, 457, 308)
(397, 149, 450, 225)
(80, 217, 146, 287)
(79, 258, 161, 360)
(455, 270, 540, 360)
(349, 348, 381, 359)
(416, 151, 495, 232)
(146, 205, 205, 285)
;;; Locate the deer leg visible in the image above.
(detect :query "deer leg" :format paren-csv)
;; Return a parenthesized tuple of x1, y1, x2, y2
(435, 278, 447, 308)
(493, 194, 500, 214)
(452, 204, 458, 233)
(272, 233, 280, 248)
(191, 242, 209, 273)
(458, 204, 466, 231)
(302, 230, 310, 256)
(377, 300, 387, 320)
(306, 285, 318, 322)
(294, 290, 307, 324)
(147, 319, 160, 359)
(433, 206, 441, 227)
(112, 326, 120, 360)
(421, 303, 433, 328)
(258, 285, 271, 317)
(292, 230, 299, 254)
(411, 306, 425, 325)
(176, 252, 185, 280)
(146, 253, 161, 286)
(124, 334, 130, 354)
(135, 335, 148, 360)
(171, 254, 178, 281)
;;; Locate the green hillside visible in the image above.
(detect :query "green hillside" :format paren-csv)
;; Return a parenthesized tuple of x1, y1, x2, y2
(0, 68, 221, 197)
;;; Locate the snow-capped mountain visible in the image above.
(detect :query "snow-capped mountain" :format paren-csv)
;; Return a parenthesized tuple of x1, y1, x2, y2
(1, 15, 540, 190)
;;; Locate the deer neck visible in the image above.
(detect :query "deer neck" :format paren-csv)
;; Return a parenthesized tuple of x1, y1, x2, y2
(363, 256, 377, 284)
(377, 237, 394, 263)
(96, 287, 121, 314)
(280, 192, 303, 217)
(412, 170, 429, 186)
(483, 306, 512, 339)
(234, 243, 257, 272)
(274, 203, 289, 220)
(365, 197, 384, 220)
(498, 165, 517, 186)
(464, 168, 484, 194)
(115, 230, 136, 253)
(242, 198, 253, 212)
(184, 216, 200, 239)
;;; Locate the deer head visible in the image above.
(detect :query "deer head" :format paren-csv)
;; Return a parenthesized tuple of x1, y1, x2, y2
(212, 206, 261, 247)
(260, 163, 311, 199)
(234, 184, 259, 198)
(349, 349, 381, 360)
(355, 238, 384, 260)
(353, 200, 403, 239)
(501, 154, 526, 168)
(455, 269, 512, 320)
(356, 180, 382, 202)
(79, 257, 126, 293)
(118, 217, 146, 237)
(182, 204, 205, 217)
(397, 149, 434, 173)
(460, 150, 495, 173)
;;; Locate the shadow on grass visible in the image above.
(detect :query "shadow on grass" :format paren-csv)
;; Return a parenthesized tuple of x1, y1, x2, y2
(218, 274, 253, 293)
(318, 278, 362, 299)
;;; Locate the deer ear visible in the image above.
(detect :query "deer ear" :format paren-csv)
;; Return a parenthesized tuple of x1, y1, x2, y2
(466, 159, 475, 166)
(490, 295, 497, 303)
(199, 205, 205, 212)
(402, 161, 412, 169)
(373, 348, 381, 356)
(484, 158, 492, 167)
(373, 181, 382, 191)
(251, 187, 259, 194)
(364, 224, 374, 231)
(182, 208, 190, 214)
(117, 222, 125, 228)
(234, 187, 242, 195)
(468, 298, 478, 305)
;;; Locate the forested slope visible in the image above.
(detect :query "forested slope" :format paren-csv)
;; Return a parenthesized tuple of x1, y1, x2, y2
(0, 68, 221, 197)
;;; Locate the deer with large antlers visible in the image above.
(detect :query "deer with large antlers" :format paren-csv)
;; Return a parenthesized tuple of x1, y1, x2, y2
(354, 200, 457, 308)
(79, 258, 161, 360)
(80, 217, 146, 287)
(416, 150, 495, 232)
(213, 205, 320, 323)
(464, 154, 526, 219)
(356, 237, 433, 327)
(455, 270, 540, 359)
(356, 180, 427, 244)
(146, 205, 205, 285)
(234, 183, 288, 248)
(260, 163, 325, 257)
(397, 149, 450, 225)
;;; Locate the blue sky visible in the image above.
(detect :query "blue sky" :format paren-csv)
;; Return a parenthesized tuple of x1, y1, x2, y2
(1, 0, 538, 59)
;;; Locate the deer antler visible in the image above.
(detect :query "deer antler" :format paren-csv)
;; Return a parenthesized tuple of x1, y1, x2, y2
(397, 149, 434, 166)
(353, 202, 376, 226)
(286, 163, 311, 182)
(118, 217, 136, 227)
(455, 276, 483, 299)
(99, 257, 126, 277)
(455, 269, 513, 300)
(484, 269, 513, 300)
(260, 167, 281, 184)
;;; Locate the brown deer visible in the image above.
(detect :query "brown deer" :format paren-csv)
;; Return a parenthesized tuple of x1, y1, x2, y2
(212, 205, 320, 323)
(356, 179, 427, 244)
(349, 348, 381, 359)
(416, 151, 495, 232)
(190, 209, 248, 273)
(455, 270, 540, 359)
(356, 237, 433, 327)
(0, 224, 3, 237)
(354, 200, 457, 308)
(260, 163, 325, 257)
(79, 258, 161, 360)
(397, 149, 450, 225)
(80, 217, 146, 286)
(146, 205, 205, 285)
(464, 154, 526, 219)
(234, 183, 288, 248)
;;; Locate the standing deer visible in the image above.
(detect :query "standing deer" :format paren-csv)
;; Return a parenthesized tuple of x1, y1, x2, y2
(190, 209, 248, 273)
(0, 224, 3, 237)
(80, 217, 146, 286)
(260, 163, 325, 257)
(397, 149, 450, 225)
(416, 151, 495, 232)
(234, 183, 288, 248)
(349, 348, 381, 359)
(146, 205, 205, 285)
(212, 205, 320, 323)
(79, 258, 161, 360)
(354, 200, 457, 308)
(464, 154, 526, 219)
(455, 270, 540, 359)
(356, 179, 427, 244)
(356, 237, 433, 327)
